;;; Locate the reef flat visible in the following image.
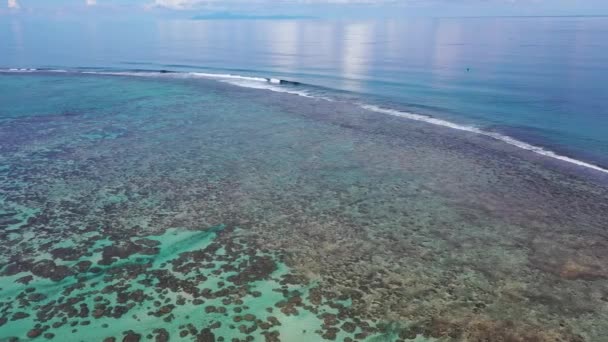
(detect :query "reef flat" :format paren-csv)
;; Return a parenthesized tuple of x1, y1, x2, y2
(1, 73, 608, 341)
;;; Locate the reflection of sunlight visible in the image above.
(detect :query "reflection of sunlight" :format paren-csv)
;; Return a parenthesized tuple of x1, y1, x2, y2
(269, 21, 299, 73)
(11, 19, 23, 54)
(342, 22, 373, 91)
(431, 20, 463, 83)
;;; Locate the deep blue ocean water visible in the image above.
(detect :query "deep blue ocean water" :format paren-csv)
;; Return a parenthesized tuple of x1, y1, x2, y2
(1, 17, 607, 168)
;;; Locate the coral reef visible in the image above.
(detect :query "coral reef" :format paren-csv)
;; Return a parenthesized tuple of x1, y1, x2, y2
(1, 73, 607, 341)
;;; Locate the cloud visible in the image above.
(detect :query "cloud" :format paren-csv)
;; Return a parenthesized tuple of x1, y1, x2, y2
(8, 0, 19, 9)
(86, 0, 97, 5)
(152, 0, 200, 9)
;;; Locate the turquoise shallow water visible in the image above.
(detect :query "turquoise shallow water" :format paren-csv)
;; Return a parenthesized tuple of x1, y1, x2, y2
(1, 73, 608, 341)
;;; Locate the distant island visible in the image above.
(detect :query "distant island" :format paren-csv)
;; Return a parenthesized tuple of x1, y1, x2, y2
(192, 12, 316, 20)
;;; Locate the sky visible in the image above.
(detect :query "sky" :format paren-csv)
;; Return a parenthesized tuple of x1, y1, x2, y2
(2, 0, 608, 18)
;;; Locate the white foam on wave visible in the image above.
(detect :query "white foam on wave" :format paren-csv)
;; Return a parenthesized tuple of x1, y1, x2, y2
(183, 72, 322, 98)
(82, 71, 161, 77)
(2, 68, 37, 72)
(1, 68, 67, 73)
(185, 72, 269, 83)
(148, 71, 317, 98)
(78, 71, 306, 95)
(361, 105, 608, 174)
(223, 79, 317, 98)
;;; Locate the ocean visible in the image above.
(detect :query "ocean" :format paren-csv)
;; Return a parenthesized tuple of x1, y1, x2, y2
(2, 17, 607, 170)
(1, 17, 608, 342)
